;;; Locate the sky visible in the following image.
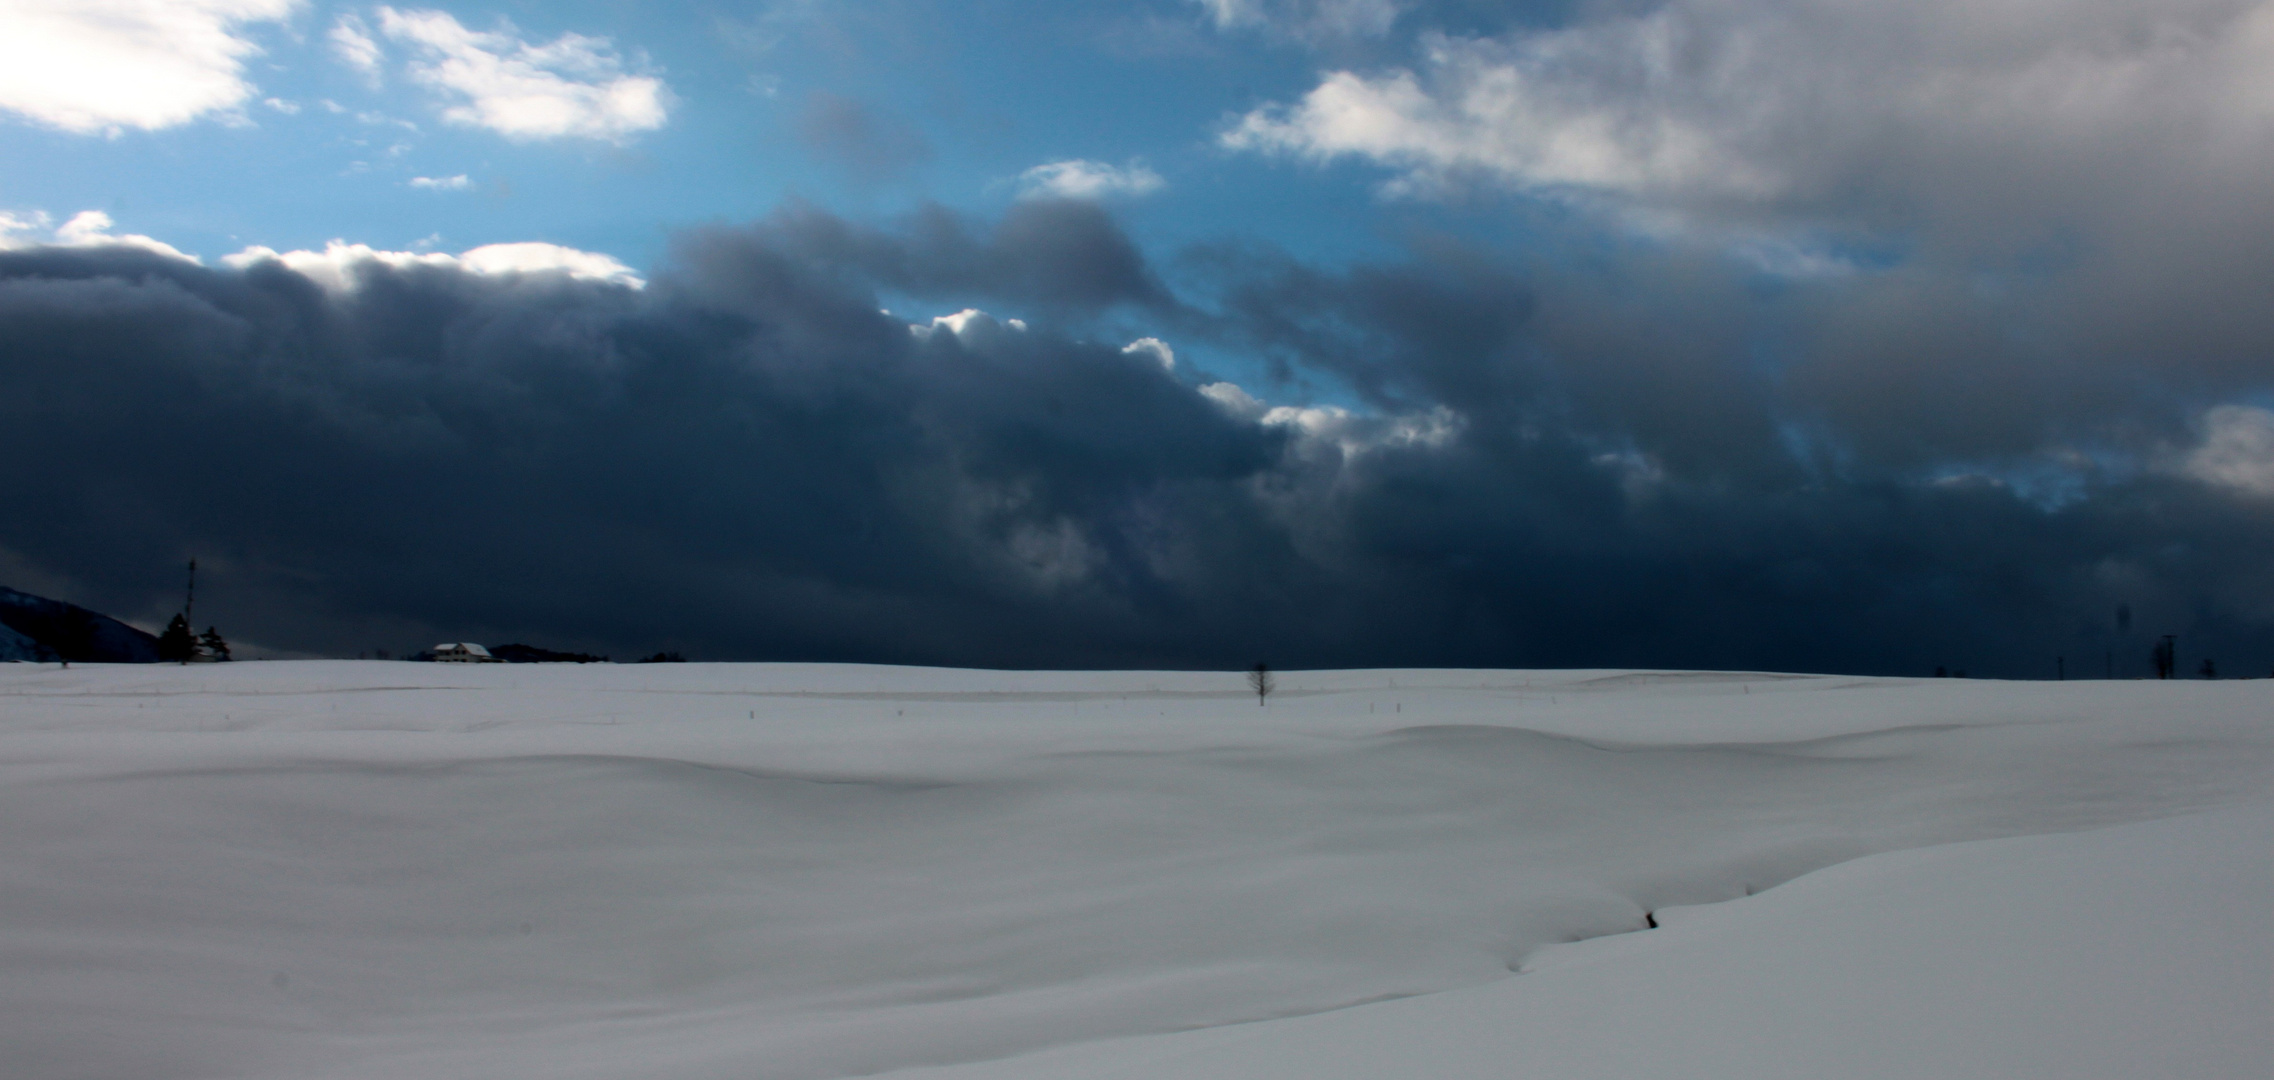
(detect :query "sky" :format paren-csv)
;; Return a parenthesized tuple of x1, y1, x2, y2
(5, 0, 2274, 675)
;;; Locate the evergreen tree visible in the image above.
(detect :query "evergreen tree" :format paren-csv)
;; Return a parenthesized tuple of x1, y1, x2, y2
(157, 615, 195, 662)
(198, 627, 231, 662)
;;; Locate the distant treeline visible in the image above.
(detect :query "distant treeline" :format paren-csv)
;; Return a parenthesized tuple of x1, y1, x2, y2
(403, 644, 686, 664)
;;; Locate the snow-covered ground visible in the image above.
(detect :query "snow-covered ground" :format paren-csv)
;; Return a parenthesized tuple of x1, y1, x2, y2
(1, 663, 2267, 1079)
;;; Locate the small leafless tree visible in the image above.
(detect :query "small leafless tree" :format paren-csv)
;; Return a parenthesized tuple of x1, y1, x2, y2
(1248, 662, 1274, 706)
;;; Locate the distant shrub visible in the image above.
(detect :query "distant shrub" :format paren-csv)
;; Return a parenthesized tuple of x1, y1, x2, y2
(492, 643, 610, 664)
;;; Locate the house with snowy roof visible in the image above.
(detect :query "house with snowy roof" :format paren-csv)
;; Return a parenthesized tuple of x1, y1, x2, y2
(431, 643, 502, 663)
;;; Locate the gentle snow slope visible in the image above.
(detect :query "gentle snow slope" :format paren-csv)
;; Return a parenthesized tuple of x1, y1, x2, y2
(0, 663, 2267, 1080)
(899, 804, 2273, 1080)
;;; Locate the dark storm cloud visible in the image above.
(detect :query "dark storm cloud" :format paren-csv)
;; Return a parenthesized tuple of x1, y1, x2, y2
(1185, 211, 2274, 676)
(751, 197, 1176, 315)
(0, 223, 1280, 667)
(5, 199, 2274, 676)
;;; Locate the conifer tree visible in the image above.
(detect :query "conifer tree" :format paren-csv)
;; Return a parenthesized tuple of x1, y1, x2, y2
(198, 627, 231, 662)
(157, 615, 195, 663)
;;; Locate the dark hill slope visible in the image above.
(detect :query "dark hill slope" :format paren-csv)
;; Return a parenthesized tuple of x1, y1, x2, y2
(0, 587, 162, 663)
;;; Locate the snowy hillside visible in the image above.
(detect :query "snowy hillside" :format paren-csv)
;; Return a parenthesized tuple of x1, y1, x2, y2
(0, 586, 162, 663)
(0, 618, 56, 663)
(0, 663, 2266, 1080)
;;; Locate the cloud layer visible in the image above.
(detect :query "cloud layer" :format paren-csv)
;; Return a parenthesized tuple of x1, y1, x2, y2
(1229, 0, 2274, 250)
(6, 200, 2274, 675)
(218, 237, 644, 290)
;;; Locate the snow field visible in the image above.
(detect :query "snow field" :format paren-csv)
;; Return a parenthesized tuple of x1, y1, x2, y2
(0, 662, 2267, 1079)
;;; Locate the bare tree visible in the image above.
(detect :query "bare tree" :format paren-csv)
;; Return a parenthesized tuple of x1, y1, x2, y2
(1248, 663, 1274, 704)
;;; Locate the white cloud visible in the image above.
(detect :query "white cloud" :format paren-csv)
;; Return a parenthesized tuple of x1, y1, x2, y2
(223, 238, 644, 290)
(0, 209, 198, 261)
(1199, 381, 1267, 418)
(1196, 0, 1402, 39)
(262, 96, 299, 114)
(1259, 400, 1461, 457)
(0, 211, 47, 246)
(910, 308, 1027, 343)
(1200, 380, 1461, 458)
(457, 242, 642, 286)
(0, 0, 299, 134)
(1123, 337, 1175, 370)
(222, 240, 453, 291)
(375, 6, 670, 142)
(328, 12, 383, 79)
(2180, 405, 2274, 498)
(407, 173, 472, 190)
(353, 108, 417, 131)
(1225, 1, 2274, 237)
(1016, 159, 1165, 201)
(1222, 26, 1787, 208)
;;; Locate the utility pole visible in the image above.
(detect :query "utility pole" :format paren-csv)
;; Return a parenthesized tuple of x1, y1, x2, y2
(184, 558, 197, 628)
